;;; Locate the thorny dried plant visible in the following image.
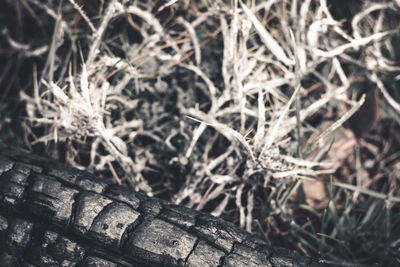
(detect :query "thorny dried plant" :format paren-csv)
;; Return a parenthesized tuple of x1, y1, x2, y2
(12, 0, 400, 265)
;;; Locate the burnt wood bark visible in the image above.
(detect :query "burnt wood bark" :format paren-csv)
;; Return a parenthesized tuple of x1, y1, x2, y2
(0, 142, 327, 267)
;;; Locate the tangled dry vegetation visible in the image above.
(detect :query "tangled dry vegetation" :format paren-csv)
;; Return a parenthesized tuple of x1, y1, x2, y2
(1, 0, 400, 266)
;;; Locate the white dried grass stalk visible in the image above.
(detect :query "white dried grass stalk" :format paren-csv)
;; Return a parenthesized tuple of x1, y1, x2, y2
(272, 168, 316, 179)
(68, 0, 97, 35)
(211, 194, 230, 217)
(351, 2, 394, 39)
(313, 31, 393, 58)
(177, 17, 201, 66)
(185, 123, 207, 158)
(241, 2, 294, 66)
(246, 188, 254, 232)
(205, 147, 234, 174)
(186, 112, 256, 162)
(236, 183, 246, 228)
(332, 181, 400, 202)
(262, 84, 301, 153)
(253, 88, 266, 152)
(86, 0, 117, 67)
(210, 174, 238, 184)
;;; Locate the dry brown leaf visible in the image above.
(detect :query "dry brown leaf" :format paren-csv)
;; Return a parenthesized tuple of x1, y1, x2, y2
(303, 179, 329, 210)
(328, 127, 357, 171)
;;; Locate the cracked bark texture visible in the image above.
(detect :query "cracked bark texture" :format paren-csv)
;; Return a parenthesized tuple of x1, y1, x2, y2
(0, 142, 327, 267)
